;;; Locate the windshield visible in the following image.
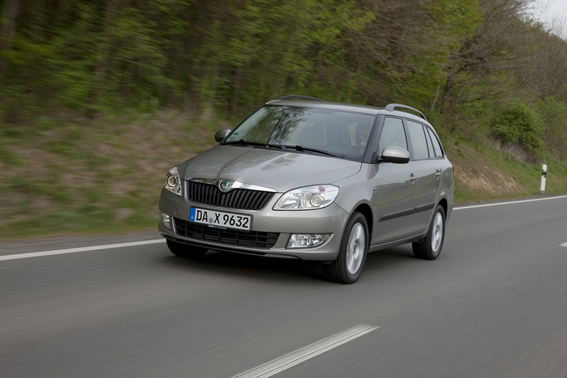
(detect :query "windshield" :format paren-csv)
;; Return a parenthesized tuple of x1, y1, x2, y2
(223, 105, 376, 161)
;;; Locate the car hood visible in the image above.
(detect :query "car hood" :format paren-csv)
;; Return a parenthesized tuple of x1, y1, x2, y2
(180, 145, 361, 192)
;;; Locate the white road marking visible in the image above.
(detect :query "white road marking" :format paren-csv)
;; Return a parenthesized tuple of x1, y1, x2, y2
(0, 239, 165, 261)
(231, 324, 379, 378)
(560, 242, 567, 248)
(454, 195, 567, 210)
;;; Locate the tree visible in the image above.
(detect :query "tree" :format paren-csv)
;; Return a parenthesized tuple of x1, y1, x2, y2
(439, 0, 534, 122)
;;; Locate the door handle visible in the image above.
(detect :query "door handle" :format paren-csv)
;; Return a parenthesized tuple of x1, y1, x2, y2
(435, 169, 442, 179)
(409, 174, 417, 183)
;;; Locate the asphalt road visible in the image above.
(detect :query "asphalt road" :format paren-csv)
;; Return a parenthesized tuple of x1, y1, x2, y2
(1, 196, 567, 377)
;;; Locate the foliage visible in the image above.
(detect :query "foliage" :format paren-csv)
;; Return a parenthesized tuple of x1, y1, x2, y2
(1, 0, 566, 123)
(532, 97, 567, 161)
(491, 103, 544, 154)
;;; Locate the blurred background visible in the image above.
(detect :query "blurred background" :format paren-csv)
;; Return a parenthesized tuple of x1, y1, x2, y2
(1, 0, 567, 239)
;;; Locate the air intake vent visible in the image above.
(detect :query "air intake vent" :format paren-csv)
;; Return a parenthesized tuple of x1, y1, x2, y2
(174, 218, 279, 248)
(186, 182, 274, 210)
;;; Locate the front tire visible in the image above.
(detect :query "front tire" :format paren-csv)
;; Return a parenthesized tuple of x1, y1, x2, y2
(323, 212, 369, 284)
(166, 239, 208, 258)
(412, 205, 445, 260)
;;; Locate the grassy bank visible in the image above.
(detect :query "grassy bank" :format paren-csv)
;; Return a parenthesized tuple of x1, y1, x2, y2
(0, 111, 222, 239)
(1, 110, 565, 241)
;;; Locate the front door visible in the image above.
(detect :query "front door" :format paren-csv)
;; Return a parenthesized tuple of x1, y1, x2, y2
(371, 117, 417, 244)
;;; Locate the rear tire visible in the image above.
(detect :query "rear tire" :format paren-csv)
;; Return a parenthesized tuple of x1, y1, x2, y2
(323, 212, 368, 284)
(412, 205, 445, 260)
(166, 239, 208, 258)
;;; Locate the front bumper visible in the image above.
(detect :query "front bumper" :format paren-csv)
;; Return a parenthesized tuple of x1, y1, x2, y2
(158, 188, 349, 261)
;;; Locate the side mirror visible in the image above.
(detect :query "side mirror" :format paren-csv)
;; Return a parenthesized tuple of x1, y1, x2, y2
(379, 146, 410, 164)
(215, 128, 232, 142)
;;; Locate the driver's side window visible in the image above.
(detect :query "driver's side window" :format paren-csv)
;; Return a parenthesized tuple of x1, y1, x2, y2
(378, 117, 407, 155)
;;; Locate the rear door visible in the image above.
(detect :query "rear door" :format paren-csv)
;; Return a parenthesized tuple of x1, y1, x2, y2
(405, 120, 442, 234)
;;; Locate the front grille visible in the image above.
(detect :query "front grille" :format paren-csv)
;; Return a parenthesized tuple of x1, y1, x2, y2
(174, 218, 279, 248)
(186, 182, 274, 210)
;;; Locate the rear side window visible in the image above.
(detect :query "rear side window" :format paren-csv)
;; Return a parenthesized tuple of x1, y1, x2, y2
(424, 128, 434, 158)
(426, 127, 444, 158)
(406, 120, 429, 160)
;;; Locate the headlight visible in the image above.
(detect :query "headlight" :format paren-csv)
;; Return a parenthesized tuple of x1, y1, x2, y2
(274, 185, 339, 210)
(164, 167, 182, 196)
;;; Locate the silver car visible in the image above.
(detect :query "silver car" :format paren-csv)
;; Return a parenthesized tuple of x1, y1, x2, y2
(158, 96, 454, 283)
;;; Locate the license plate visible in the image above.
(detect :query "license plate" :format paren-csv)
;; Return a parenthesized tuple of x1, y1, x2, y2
(189, 207, 252, 231)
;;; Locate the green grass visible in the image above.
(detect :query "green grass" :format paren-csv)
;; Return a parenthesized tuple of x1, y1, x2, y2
(0, 146, 25, 165)
(0, 109, 218, 240)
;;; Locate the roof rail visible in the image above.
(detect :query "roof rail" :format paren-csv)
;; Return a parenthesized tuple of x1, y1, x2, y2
(278, 95, 325, 102)
(384, 103, 427, 120)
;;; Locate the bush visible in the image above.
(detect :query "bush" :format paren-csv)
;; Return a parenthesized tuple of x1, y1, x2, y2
(533, 97, 567, 161)
(491, 104, 544, 154)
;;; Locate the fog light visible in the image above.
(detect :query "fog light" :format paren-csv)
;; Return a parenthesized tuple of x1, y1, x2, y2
(287, 233, 331, 248)
(160, 213, 172, 229)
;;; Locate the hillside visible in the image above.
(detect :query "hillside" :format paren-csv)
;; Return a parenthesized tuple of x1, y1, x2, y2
(2, 0, 567, 239)
(1, 109, 565, 240)
(0, 111, 217, 238)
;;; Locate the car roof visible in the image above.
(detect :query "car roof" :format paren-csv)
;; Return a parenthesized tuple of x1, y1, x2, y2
(265, 99, 431, 124)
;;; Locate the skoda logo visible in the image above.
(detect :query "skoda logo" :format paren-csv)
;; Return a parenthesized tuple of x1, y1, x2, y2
(218, 179, 233, 193)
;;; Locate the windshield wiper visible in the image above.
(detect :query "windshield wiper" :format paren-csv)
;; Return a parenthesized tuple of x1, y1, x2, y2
(223, 139, 287, 149)
(223, 139, 262, 147)
(223, 140, 342, 158)
(285, 145, 342, 158)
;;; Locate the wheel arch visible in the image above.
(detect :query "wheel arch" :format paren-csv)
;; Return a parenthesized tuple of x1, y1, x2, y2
(352, 203, 373, 240)
(437, 197, 448, 218)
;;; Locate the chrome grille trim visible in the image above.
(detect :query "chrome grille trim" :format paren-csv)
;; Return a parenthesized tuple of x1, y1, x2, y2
(185, 181, 274, 210)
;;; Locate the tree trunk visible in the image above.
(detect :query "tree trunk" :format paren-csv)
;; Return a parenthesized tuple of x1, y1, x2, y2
(94, 1, 118, 104)
(0, 0, 20, 75)
(229, 65, 243, 119)
(440, 61, 456, 114)
(430, 85, 440, 113)
(0, 0, 19, 51)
